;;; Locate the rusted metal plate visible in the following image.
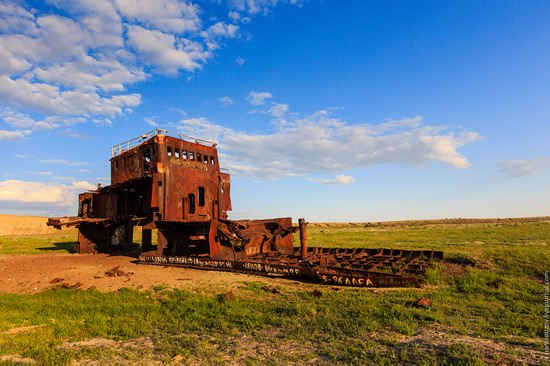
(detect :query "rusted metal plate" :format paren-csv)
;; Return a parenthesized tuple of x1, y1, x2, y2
(139, 247, 442, 287)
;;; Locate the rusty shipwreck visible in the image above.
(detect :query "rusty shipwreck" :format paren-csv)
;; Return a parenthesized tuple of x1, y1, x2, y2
(48, 129, 442, 287)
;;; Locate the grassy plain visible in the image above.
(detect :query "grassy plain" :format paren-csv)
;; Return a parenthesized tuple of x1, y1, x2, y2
(0, 217, 548, 365)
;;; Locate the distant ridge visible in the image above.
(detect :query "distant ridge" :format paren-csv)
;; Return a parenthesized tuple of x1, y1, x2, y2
(307, 216, 550, 228)
(1, 213, 548, 235)
(0, 214, 76, 236)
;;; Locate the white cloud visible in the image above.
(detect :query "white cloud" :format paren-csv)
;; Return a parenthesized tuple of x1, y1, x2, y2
(228, 11, 241, 22)
(58, 128, 89, 139)
(0, 2, 37, 35)
(33, 55, 148, 93)
(1, 109, 87, 131)
(307, 175, 355, 185)
(203, 22, 239, 39)
(39, 159, 89, 167)
(228, 0, 304, 15)
(236, 57, 245, 66)
(126, 25, 208, 74)
(179, 110, 481, 179)
(219, 96, 234, 107)
(247, 91, 272, 106)
(498, 158, 550, 177)
(144, 117, 159, 126)
(178, 117, 224, 141)
(1, 0, 296, 135)
(48, 0, 123, 48)
(115, 0, 201, 33)
(0, 129, 31, 141)
(267, 103, 288, 118)
(0, 179, 95, 207)
(0, 75, 142, 116)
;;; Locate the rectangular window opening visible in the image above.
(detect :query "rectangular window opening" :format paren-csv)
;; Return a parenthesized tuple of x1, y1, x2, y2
(189, 151, 194, 161)
(198, 187, 205, 207)
(210, 156, 215, 165)
(143, 150, 151, 163)
(188, 193, 195, 214)
(167, 146, 172, 157)
(175, 149, 180, 159)
(182, 150, 188, 159)
(142, 150, 150, 174)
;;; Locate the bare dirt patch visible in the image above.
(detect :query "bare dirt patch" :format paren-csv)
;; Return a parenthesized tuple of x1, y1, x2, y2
(0, 354, 36, 364)
(0, 253, 316, 294)
(3, 325, 44, 335)
(393, 326, 547, 366)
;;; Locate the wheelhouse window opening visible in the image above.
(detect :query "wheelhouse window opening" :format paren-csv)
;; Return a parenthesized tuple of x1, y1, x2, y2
(197, 153, 201, 163)
(203, 155, 208, 164)
(143, 149, 151, 162)
(142, 149, 151, 174)
(182, 150, 188, 159)
(210, 156, 215, 165)
(198, 187, 205, 207)
(188, 193, 195, 214)
(167, 146, 172, 157)
(175, 149, 180, 159)
(189, 151, 194, 161)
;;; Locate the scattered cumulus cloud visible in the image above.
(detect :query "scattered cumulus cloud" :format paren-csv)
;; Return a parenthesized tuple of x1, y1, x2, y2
(267, 103, 288, 118)
(39, 158, 89, 167)
(58, 128, 90, 139)
(227, 0, 305, 15)
(0, 129, 31, 141)
(498, 158, 550, 178)
(178, 117, 224, 142)
(0, 179, 95, 208)
(247, 91, 272, 106)
(125, 25, 208, 74)
(1, 109, 87, 136)
(114, 0, 202, 34)
(236, 57, 245, 66)
(13, 153, 89, 166)
(307, 175, 355, 185)
(144, 117, 159, 126)
(0, 0, 301, 139)
(219, 96, 234, 107)
(178, 103, 481, 180)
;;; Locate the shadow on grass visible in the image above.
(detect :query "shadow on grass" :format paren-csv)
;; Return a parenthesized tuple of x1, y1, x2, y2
(37, 241, 76, 253)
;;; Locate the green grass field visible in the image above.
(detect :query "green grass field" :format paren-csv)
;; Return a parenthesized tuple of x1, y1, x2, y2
(0, 220, 548, 365)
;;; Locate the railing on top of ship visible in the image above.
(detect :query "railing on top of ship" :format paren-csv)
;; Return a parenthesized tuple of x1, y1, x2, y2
(111, 129, 217, 157)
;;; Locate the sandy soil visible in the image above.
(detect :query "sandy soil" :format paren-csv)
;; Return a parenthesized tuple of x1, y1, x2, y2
(0, 252, 315, 294)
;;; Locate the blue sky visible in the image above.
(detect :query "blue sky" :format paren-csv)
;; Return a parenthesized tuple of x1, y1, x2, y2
(0, 0, 549, 221)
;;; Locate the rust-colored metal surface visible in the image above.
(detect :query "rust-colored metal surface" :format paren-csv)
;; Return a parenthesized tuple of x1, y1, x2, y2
(140, 248, 443, 287)
(48, 129, 442, 287)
